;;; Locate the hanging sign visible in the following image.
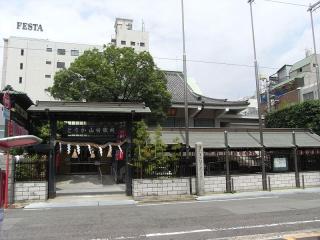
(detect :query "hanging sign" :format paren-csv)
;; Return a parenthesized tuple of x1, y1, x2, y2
(3, 92, 11, 110)
(63, 122, 126, 138)
(7, 120, 28, 137)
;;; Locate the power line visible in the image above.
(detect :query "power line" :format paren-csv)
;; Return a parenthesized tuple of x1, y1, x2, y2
(261, 0, 309, 7)
(154, 57, 277, 69)
(0, 45, 278, 70)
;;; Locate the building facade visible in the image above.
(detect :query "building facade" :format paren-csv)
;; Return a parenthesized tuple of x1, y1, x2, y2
(1, 36, 102, 101)
(110, 18, 149, 52)
(1, 19, 148, 102)
(262, 53, 320, 111)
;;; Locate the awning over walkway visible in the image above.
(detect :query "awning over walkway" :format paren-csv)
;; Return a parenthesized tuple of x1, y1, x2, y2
(150, 128, 320, 149)
(0, 135, 42, 151)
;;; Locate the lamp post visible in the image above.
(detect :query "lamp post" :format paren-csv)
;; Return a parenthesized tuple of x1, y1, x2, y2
(181, 0, 189, 161)
(308, 1, 320, 100)
(248, 0, 267, 190)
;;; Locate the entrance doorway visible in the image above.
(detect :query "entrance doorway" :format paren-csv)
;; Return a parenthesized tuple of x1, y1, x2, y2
(56, 143, 127, 196)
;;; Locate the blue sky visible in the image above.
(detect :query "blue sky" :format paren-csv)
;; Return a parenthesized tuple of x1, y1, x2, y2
(0, 0, 319, 100)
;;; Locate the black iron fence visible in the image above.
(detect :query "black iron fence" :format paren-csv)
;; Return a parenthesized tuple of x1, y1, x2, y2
(15, 159, 48, 182)
(298, 149, 320, 171)
(132, 158, 192, 179)
(132, 148, 320, 179)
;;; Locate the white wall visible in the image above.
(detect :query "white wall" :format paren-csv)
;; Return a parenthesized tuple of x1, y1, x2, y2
(2, 37, 102, 102)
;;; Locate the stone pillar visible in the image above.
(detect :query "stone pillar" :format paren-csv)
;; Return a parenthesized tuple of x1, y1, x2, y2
(195, 142, 205, 196)
(292, 131, 300, 188)
(48, 117, 57, 199)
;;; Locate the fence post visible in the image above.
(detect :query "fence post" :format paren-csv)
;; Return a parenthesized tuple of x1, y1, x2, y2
(195, 142, 205, 196)
(48, 117, 57, 199)
(224, 131, 232, 193)
(292, 131, 300, 188)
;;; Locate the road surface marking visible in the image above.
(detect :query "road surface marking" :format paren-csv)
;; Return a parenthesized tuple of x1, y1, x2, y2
(137, 196, 278, 207)
(109, 218, 320, 239)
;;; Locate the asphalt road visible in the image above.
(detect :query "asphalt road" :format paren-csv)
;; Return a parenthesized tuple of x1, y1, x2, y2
(1, 191, 320, 240)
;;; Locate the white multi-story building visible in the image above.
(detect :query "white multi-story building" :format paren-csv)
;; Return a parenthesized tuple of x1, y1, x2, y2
(1, 18, 149, 102)
(1, 36, 102, 101)
(111, 18, 149, 52)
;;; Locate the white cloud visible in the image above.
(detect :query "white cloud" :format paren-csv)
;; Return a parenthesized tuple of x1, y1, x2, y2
(0, 0, 319, 100)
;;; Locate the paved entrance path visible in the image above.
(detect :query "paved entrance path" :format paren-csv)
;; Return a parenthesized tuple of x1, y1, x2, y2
(23, 174, 131, 209)
(56, 174, 126, 195)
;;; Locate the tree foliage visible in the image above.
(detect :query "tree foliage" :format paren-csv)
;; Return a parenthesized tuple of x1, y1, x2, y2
(47, 45, 171, 119)
(132, 120, 182, 177)
(265, 100, 320, 134)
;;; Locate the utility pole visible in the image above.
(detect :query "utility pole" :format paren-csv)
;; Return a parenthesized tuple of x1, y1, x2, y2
(181, 0, 189, 161)
(248, 0, 267, 190)
(308, 1, 320, 99)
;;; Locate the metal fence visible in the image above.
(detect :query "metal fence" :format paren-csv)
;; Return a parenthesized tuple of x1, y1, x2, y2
(298, 149, 320, 171)
(15, 159, 48, 182)
(132, 147, 320, 179)
(132, 158, 192, 179)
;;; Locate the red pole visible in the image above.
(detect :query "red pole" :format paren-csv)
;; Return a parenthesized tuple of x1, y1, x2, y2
(4, 152, 9, 208)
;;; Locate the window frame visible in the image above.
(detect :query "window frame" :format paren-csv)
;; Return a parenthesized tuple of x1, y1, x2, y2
(57, 48, 66, 55)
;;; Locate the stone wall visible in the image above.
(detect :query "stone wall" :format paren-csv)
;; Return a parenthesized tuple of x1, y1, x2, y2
(204, 176, 226, 193)
(232, 174, 263, 192)
(132, 171, 320, 198)
(268, 172, 296, 189)
(14, 182, 48, 202)
(301, 171, 320, 187)
(132, 178, 191, 199)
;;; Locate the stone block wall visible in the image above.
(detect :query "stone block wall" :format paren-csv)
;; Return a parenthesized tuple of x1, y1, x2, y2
(268, 172, 296, 189)
(301, 171, 320, 187)
(14, 182, 48, 202)
(204, 176, 226, 193)
(232, 174, 263, 192)
(132, 178, 190, 198)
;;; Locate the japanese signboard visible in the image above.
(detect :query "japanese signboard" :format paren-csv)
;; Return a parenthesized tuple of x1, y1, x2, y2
(63, 122, 126, 139)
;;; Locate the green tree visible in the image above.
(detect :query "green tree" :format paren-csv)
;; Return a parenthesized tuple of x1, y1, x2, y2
(265, 100, 320, 134)
(47, 45, 171, 119)
(132, 121, 182, 177)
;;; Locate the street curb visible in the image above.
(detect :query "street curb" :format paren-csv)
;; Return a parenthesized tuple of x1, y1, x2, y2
(196, 187, 320, 201)
(24, 200, 137, 209)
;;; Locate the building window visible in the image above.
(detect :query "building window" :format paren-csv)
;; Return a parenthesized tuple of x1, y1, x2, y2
(21, 49, 24, 56)
(20, 63, 23, 70)
(121, 40, 126, 45)
(303, 92, 314, 101)
(140, 42, 145, 47)
(57, 49, 66, 55)
(130, 41, 135, 46)
(111, 39, 116, 44)
(299, 68, 303, 72)
(46, 47, 52, 52)
(45, 74, 51, 78)
(57, 62, 65, 68)
(19, 77, 22, 84)
(46, 60, 51, 65)
(71, 50, 79, 56)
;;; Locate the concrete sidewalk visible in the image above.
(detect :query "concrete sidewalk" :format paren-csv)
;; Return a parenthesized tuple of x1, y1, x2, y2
(196, 187, 320, 201)
(23, 187, 320, 209)
(24, 194, 136, 209)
